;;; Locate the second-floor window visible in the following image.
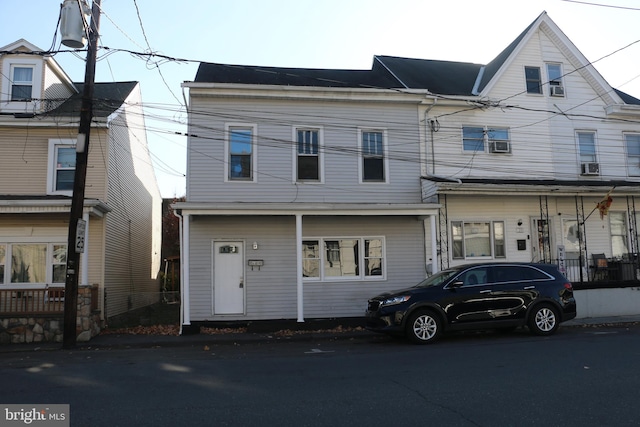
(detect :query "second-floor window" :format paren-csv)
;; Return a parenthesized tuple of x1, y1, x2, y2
(577, 131, 597, 164)
(296, 128, 321, 181)
(361, 130, 386, 182)
(463, 126, 485, 152)
(525, 66, 542, 94)
(228, 127, 254, 180)
(0, 244, 5, 284)
(625, 133, 640, 176)
(11, 66, 33, 101)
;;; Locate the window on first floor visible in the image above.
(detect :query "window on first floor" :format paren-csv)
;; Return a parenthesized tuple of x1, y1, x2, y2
(0, 243, 66, 286)
(610, 212, 629, 258)
(302, 237, 384, 280)
(451, 221, 505, 259)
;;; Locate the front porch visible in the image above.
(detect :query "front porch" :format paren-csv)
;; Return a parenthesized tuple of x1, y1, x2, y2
(0, 285, 101, 344)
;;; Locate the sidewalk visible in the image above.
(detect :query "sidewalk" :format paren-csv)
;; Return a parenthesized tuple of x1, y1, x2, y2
(2, 315, 639, 354)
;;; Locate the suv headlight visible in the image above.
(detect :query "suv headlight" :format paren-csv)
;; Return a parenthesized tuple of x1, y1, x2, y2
(380, 295, 411, 307)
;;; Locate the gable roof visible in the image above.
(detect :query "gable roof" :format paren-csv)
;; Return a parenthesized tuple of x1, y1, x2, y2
(45, 81, 138, 117)
(194, 62, 402, 89)
(191, 12, 635, 104)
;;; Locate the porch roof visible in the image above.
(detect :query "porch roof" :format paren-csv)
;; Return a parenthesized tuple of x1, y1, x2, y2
(421, 177, 640, 197)
(172, 202, 440, 217)
(0, 196, 111, 217)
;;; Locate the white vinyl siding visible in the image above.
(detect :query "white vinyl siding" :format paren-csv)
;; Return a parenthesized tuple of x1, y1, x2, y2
(187, 216, 425, 321)
(186, 98, 421, 203)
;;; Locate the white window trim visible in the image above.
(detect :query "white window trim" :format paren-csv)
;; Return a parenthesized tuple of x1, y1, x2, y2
(0, 241, 67, 288)
(224, 123, 258, 183)
(624, 133, 640, 177)
(292, 126, 325, 183)
(357, 128, 389, 184)
(576, 130, 598, 165)
(545, 63, 565, 95)
(302, 236, 386, 282)
(47, 138, 76, 196)
(451, 220, 506, 260)
(524, 65, 543, 95)
(1, 57, 43, 112)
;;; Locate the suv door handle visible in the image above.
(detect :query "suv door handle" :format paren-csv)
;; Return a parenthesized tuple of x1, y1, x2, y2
(524, 286, 535, 290)
(480, 290, 492, 294)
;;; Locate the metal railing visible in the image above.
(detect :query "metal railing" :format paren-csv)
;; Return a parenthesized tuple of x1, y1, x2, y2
(0, 288, 65, 315)
(548, 258, 640, 283)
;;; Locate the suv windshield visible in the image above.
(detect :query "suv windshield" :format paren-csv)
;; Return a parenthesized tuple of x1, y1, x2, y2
(414, 268, 461, 288)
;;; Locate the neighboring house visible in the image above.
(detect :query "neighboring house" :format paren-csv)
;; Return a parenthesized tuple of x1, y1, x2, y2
(177, 12, 640, 329)
(0, 39, 162, 338)
(416, 12, 640, 285)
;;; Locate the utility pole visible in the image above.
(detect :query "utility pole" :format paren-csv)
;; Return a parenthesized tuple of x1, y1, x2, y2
(62, 0, 101, 349)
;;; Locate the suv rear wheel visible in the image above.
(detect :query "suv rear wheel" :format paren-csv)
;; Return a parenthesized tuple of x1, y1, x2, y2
(528, 303, 559, 336)
(406, 309, 441, 344)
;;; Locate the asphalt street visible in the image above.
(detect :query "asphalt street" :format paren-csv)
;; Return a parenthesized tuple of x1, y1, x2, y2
(1, 320, 640, 427)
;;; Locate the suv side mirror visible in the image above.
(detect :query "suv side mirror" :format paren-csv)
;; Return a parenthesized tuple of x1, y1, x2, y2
(449, 280, 464, 288)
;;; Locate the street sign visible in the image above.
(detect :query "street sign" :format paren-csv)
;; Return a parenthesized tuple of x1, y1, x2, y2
(76, 219, 86, 253)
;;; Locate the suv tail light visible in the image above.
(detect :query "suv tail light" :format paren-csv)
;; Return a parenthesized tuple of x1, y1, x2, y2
(564, 282, 573, 290)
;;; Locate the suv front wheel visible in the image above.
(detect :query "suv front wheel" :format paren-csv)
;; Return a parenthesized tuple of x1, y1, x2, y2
(406, 309, 441, 344)
(528, 303, 560, 336)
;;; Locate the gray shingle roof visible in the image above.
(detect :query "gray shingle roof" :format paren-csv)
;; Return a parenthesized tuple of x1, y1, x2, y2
(45, 81, 138, 117)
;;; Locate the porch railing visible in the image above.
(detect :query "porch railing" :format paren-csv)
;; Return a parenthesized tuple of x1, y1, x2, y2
(0, 288, 65, 315)
(548, 257, 640, 284)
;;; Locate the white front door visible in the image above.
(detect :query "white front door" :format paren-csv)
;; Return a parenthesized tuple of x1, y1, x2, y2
(213, 241, 245, 314)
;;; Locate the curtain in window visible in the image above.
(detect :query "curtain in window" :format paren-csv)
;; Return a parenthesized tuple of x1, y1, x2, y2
(11, 244, 46, 283)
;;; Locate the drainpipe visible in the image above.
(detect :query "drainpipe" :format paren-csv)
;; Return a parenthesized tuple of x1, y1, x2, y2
(424, 99, 437, 175)
(296, 214, 304, 322)
(173, 209, 190, 334)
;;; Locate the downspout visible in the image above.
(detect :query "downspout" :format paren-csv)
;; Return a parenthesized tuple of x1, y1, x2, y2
(173, 209, 190, 333)
(424, 98, 437, 175)
(296, 214, 304, 322)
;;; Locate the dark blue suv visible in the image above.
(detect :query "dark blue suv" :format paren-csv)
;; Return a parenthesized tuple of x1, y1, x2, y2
(366, 263, 577, 344)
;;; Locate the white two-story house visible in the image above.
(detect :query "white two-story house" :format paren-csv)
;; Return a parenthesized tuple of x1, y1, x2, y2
(177, 12, 640, 328)
(0, 40, 162, 340)
(416, 12, 640, 285)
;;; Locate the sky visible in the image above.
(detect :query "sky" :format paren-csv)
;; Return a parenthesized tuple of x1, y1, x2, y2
(2, 0, 640, 198)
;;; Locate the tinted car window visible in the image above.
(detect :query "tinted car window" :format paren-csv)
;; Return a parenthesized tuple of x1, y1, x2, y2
(493, 265, 549, 282)
(457, 267, 489, 286)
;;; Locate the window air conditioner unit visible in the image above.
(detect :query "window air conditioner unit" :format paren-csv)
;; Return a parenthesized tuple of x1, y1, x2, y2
(490, 141, 511, 153)
(581, 162, 600, 175)
(550, 85, 565, 97)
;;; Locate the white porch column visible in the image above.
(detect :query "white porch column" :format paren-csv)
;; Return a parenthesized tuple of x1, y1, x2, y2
(180, 213, 191, 329)
(430, 214, 438, 274)
(296, 214, 304, 322)
(81, 212, 89, 286)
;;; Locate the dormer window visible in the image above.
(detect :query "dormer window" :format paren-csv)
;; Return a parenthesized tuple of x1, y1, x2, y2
(1, 56, 43, 112)
(10, 66, 34, 101)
